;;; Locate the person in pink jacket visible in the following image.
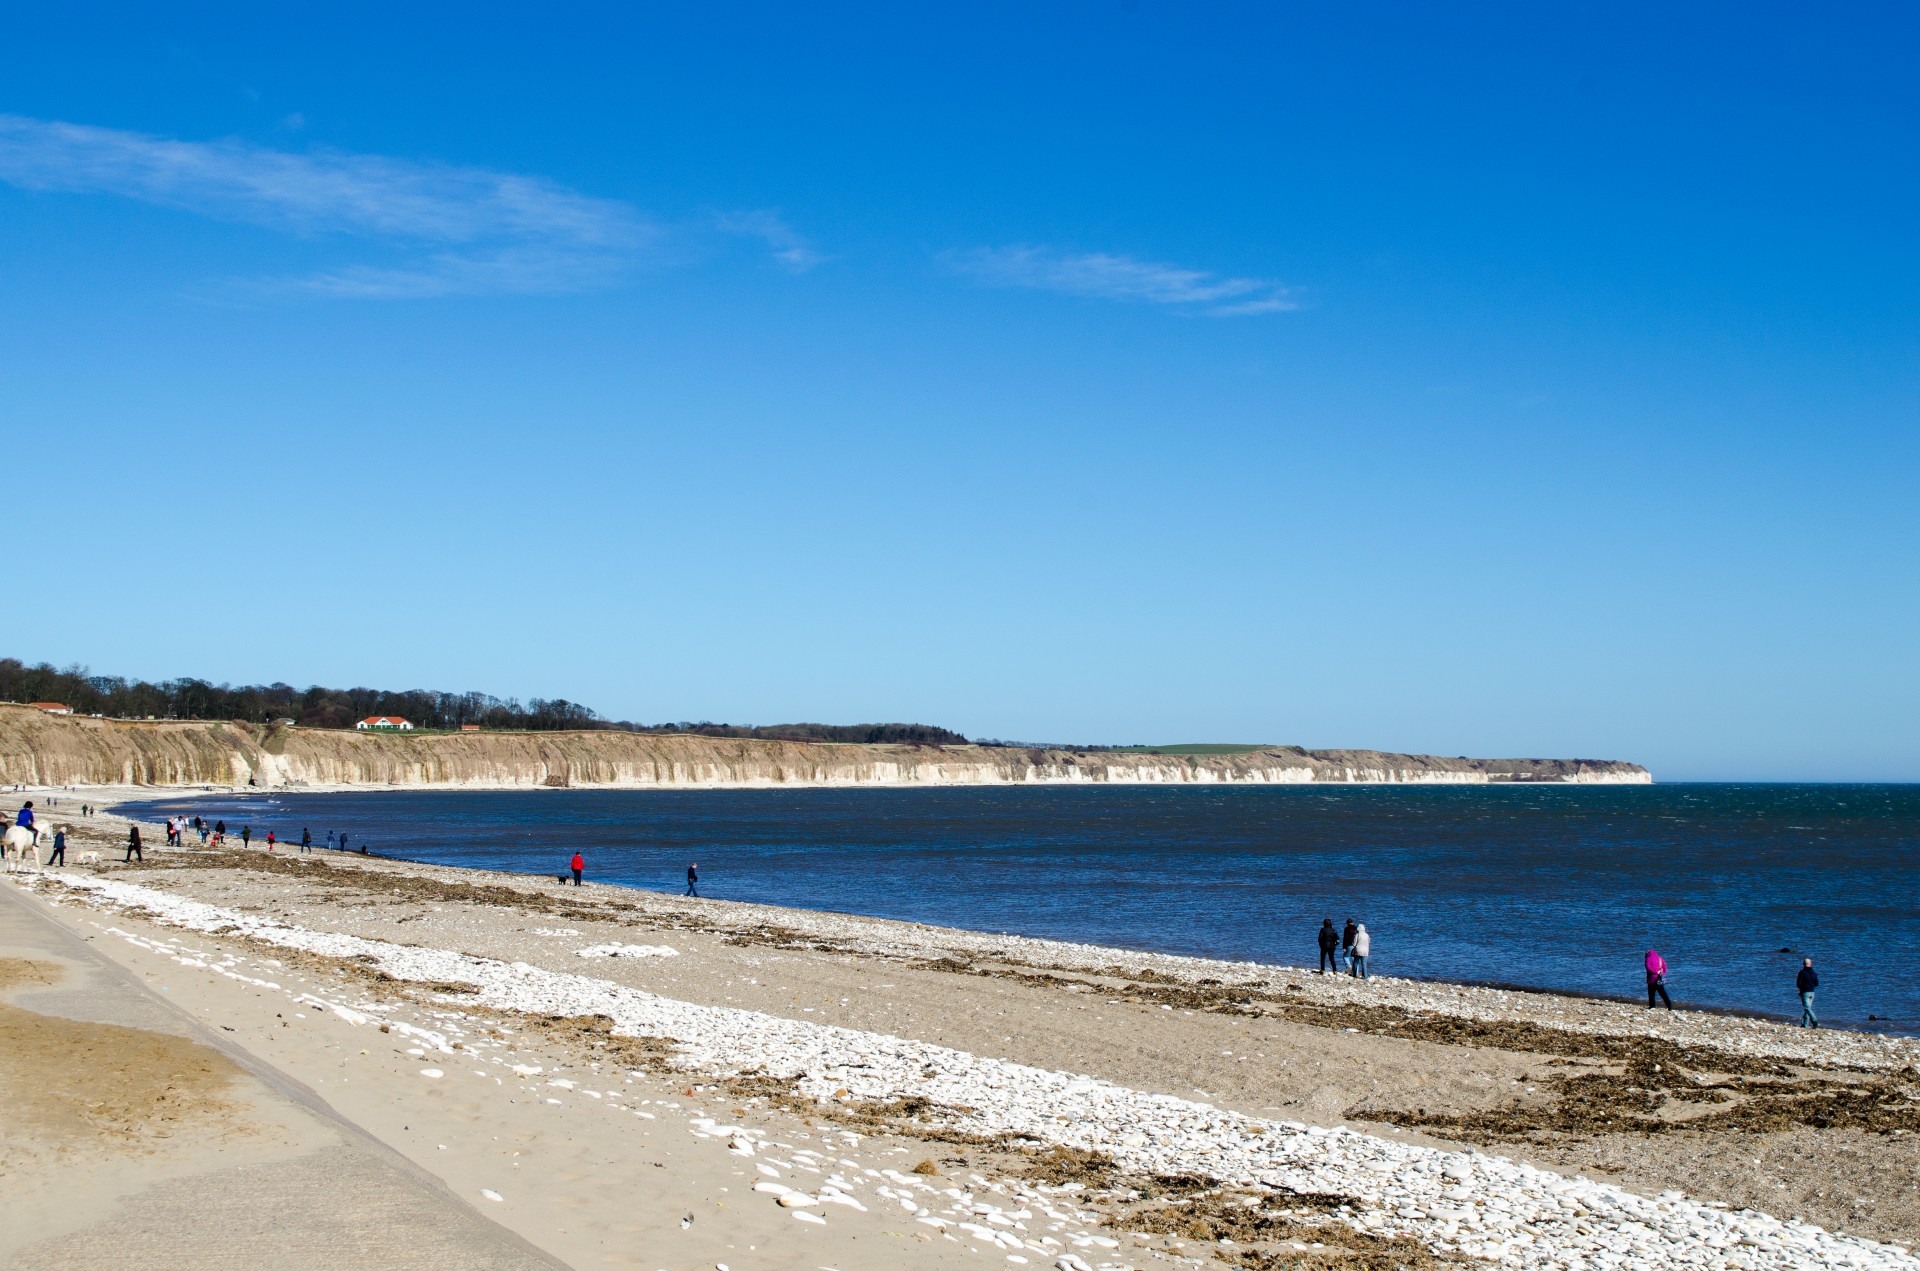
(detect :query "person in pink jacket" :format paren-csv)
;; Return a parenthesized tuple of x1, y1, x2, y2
(1645, 949, 1673, 1010)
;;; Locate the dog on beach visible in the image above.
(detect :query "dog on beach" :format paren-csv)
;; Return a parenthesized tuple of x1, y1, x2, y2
(76, 850, 101, 866)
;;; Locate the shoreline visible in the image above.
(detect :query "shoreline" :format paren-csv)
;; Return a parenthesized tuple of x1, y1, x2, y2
(8, 791, 1920, 1267)
(107, 783, 1907, 1041)
(353, 857, 1828, 1033)
(54, 786, 1920, 1068)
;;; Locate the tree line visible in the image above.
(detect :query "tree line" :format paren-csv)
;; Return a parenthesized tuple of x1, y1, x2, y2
(0, 658, 970, 745)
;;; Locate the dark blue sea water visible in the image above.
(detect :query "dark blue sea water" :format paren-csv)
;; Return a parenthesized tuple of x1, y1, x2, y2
(119, 783, 1918, 1034)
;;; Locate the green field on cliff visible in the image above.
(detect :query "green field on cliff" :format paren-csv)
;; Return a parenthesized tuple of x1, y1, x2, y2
(1111, 743, 1278, 756)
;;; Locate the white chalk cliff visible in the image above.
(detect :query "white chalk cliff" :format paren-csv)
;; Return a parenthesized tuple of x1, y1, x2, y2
(0, 706, 1651, 789)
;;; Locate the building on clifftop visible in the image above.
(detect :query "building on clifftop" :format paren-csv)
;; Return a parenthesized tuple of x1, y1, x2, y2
(356, 716, 414, 731)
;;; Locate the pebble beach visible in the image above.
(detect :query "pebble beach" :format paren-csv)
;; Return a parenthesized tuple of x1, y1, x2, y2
(7, 792, 1920, 1270)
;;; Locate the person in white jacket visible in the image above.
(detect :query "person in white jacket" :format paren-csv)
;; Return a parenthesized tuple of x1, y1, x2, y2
(1350, 924, 1372, 980)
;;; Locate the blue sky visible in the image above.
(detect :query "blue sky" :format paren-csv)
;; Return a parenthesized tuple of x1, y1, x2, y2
(1, 3, 1914, 780)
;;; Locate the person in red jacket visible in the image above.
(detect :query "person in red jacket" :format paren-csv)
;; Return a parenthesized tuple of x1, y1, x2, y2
(570, 852, 584, 886)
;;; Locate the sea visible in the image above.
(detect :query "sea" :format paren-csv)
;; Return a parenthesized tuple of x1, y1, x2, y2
(119, 782, 1918, 1034)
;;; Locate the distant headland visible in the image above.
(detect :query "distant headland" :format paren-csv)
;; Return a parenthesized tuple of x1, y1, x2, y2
(0, 705, 1648, 790)
(0, 658, 1648, 789)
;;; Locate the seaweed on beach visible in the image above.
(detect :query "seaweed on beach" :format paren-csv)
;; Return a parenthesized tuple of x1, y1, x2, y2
(1363, 1053, 1920, 1143)
(1097, 1184, 1460, 1271)
(906, 949, 1804, 1081)
(1017, 1146, 1359, 1237)
(1230, 1246, 1464, 1271)
(1020, 1144, 1124, 1187)
(163, 849, 886, 956)
(173, 849, 594, 914)
(721, 923, 860, 954)
(716, 1069, 808, 1104)
(829, 1094, 1023, 1146)
(387, 974, 480, 995)
(508, 1012, 681, 1071)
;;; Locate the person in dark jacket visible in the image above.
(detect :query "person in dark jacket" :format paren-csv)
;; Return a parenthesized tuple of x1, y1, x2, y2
(1316, 919, 1340, 973)
(47, 827, 66, 866)
(1341, 918, 1358, 972)
(1797, 958, 1819, 1029)
(301, 828, 312, 853)
(686, 862, 699, 897)
(570, 852, 585, 886)
(124, 824, 143, 863)
(241, 825, 251, 848)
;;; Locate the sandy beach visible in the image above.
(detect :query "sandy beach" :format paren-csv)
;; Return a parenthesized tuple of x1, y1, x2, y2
(5, 789, 1919, 1270)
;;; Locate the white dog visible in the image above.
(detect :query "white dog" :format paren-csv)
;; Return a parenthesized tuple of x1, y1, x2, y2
(76, 850, 101, 866)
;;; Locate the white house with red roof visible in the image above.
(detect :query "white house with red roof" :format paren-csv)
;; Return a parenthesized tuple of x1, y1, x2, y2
(355, 716, 414, 731)
(29, 702, 73, 714)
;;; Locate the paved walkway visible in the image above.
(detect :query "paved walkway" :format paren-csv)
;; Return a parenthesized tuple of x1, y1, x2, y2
(0, 880, 563, 1270)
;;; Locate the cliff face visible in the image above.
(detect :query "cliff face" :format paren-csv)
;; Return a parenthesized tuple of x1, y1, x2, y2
(0, 706, 1650, 789)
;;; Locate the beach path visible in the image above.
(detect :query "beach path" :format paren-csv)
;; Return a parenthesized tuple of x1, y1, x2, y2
(0, 881, 561, 1270)
(2, 874, 1018, 1271)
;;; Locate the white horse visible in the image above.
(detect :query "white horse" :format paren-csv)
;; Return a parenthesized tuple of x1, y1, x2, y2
(3, 824, 39, 871)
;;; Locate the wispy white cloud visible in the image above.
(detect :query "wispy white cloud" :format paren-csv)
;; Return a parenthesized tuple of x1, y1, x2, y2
(944, 245, 1297, 316)
(712, 208, 826, 273)
(0, 114, 661, 297)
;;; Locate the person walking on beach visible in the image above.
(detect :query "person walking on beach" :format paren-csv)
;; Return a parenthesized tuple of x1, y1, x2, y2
(569, 852, 585, 886)
(214, 819, 226, 846)
(265, 830, 276, 851)
(301, 828, 311, 853)
(686, 862, 699, 897)
(1317, 919, 1340, 974)
(124, 824, 143, 863)
(1797, 958, 1819, 1028)
(1645, 948, 1673, 1009)
(1350, 923, 1372, 979)
(241, 825, 251, 848)
(1341, 918, 1358, 972)
(47, 827, 65, 866)
(339, 832, 349, 853)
